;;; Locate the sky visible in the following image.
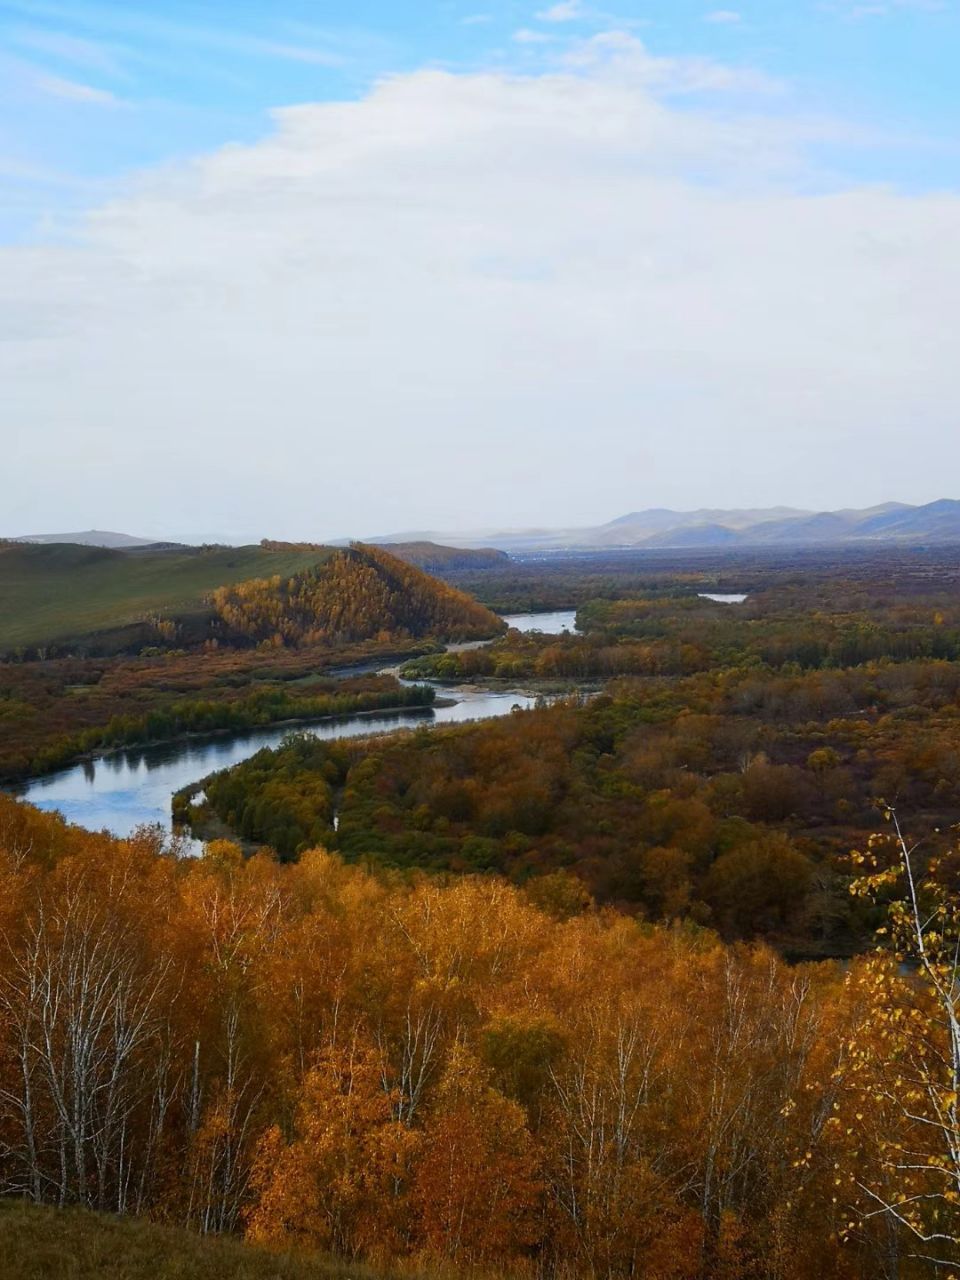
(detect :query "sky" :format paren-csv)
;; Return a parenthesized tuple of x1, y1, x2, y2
(2, 0, 960, 543)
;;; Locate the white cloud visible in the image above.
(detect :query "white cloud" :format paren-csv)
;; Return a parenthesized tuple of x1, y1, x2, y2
(827, 0, 945, 14)
(537, 1, 585, 21)
(3, 34, 959, 538)
(513, 27, 555, 43)
(33, 72, 120, 104)
(560, 31, 783, 93)
(705, 10, 743, 23)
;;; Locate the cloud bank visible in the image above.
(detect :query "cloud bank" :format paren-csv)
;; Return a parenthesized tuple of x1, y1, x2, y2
(3, 34, 958, 541)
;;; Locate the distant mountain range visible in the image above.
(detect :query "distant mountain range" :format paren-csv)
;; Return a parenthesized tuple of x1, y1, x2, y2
(384, 542, 510, 571)
(374, 499, 960, 553)
(9, 530, 161, 549)
(13, 500, 960, 557)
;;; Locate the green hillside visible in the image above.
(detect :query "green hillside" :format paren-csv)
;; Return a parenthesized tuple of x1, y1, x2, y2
(0, 1201, 374, 1280)
(0, 541, 503, 658)
(0, 542, 332, 655)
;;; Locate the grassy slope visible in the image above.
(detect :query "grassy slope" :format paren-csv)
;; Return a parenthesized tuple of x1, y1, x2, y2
(0, 543, 332, 651)
(0, 1202, 366, 1280)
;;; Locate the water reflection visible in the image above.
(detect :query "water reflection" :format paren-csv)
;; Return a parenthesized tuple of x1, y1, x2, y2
(16, 610, 574, 847)
(503, 610, 579, 634)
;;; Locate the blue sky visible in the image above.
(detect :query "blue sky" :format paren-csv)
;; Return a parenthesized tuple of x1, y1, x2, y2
(2, 0, 958, 241)
(3, 1, 960, 541)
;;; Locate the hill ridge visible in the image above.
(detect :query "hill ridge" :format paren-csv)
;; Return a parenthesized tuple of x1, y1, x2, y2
(372, 498, 960, 552)
(10, 529, 164, 549)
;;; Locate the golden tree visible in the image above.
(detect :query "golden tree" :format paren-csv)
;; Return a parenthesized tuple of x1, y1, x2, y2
(844, 811, 960, 1271)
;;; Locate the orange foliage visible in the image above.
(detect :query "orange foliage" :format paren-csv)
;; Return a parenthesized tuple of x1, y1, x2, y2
(212, 545, 502, 647)
(412, 1044, 541, 1264)
(0, 793, 935, 1277)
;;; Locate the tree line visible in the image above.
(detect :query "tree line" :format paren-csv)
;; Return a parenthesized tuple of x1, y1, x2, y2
(401, 590, 960, 683)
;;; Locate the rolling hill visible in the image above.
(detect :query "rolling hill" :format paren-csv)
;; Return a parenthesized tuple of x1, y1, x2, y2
(0, 542, 332, 655)
(0, 541, 501, 657)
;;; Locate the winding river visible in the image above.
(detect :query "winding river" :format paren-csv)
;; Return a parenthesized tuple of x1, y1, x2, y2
(17, 610, 578, 846)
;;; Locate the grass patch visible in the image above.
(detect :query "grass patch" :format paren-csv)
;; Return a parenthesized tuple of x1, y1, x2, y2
(0, 543, 332, 653)
(0, 1201, 368, 1280)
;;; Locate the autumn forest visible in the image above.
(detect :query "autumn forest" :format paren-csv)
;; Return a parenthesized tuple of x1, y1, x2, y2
(3, 541, 960, 1277)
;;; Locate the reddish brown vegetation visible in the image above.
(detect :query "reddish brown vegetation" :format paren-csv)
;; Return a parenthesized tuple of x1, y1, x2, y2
(0, 644, 433, 780)
(0, 794, 953, 1277)
(212, 545, 502, 648)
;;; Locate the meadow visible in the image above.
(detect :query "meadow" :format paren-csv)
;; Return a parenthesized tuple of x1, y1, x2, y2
(0, 542, 332, 655)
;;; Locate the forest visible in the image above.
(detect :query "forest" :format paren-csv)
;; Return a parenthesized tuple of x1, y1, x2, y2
(188, 553, 960, 958)
(405, 554, 960, 681)
(189, 660, 960, 955)
(0, 792, 956, 1278)
(6, 544, 960, 1276)
(210, 544, 502, 648)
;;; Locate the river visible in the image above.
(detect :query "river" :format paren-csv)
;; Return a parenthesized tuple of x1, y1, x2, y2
(500, 609, 580, 634)
(17, 611, 578, 845)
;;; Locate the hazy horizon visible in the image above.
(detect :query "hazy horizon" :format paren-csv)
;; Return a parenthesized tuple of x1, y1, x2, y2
(9, 495, 960, 550)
